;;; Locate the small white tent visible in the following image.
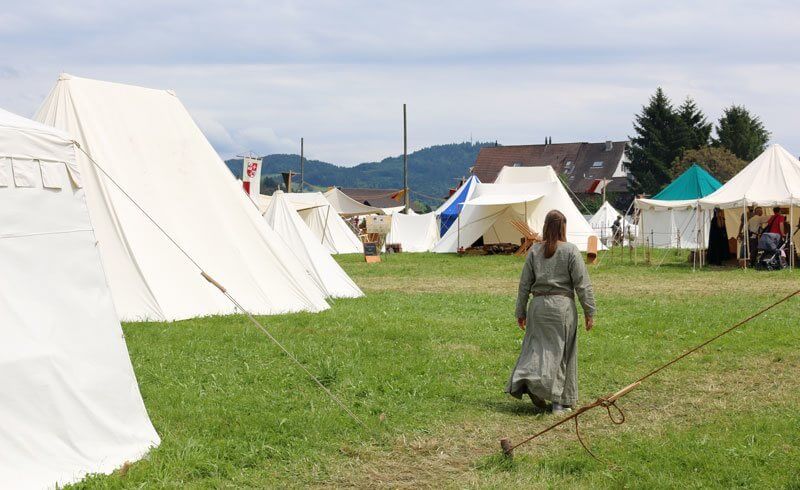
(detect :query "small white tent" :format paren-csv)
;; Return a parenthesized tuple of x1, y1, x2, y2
(324, 187, 383, 216)
(433, 179, 599, 253)
(589, 201, 619, 245)
(589, 201, 636, 245)
(386, 212, 439, 252)
(263, 191, 363, 298)
(35, 75, 329, 321)
(0, 108, 159, 488)
(261, 191, 363, 254)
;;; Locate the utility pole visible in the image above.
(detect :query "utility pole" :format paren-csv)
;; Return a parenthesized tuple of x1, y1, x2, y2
(403, 103, 409, 214)
(299, 137, 304, 192)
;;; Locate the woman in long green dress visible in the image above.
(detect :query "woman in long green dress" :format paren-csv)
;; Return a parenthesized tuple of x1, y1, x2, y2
(506, 210, 596, 415)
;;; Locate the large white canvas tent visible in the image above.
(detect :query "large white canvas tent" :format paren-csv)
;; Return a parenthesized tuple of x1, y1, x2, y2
(432, 178, 599, 253)
(0, 108, 159, 488)
(433, 165, 597, 253)
(698, 144, 800, 209)
(698, 144, 800, 256)
(324, 187, 383, 216)
(261, 191, 363, 254)
(263, 191, 363, 297)
(386, 212, 439, 252)
(635, 144, 800, 257)
(35, 75, 329, 321)
(634, 164, 722, 249)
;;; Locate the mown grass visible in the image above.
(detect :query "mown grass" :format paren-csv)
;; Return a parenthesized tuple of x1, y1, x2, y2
(73, 250, 800, 488)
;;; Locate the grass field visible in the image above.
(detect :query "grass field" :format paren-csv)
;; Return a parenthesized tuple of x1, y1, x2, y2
(75, 251, 800, 488)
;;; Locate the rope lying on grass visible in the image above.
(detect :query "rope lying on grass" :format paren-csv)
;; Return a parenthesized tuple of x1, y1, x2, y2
(75, 143, 367, 428)
(501, 287, 800, 460)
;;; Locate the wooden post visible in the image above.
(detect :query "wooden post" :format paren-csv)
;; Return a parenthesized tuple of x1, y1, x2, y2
(403, 103, 409, 214)
(299, 137, 304, 192)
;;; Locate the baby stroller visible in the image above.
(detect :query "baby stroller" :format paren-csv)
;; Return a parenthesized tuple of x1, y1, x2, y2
(755, 232, 788, 270)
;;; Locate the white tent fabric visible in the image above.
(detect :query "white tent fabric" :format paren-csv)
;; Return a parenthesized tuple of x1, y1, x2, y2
(589, 201, 637, 245)
(382, 205, 413, 215)
(492, 165, 601, 247)
(0, 108, 159, 488)
(638, 207, 709, 249)
(323, 187, 383, 216)
(589, 201, 620, 245)
(494, 165, 560, 184)
(698, 144, 800, 209)
(635, 145, 800, 249)
(263, 191, 363, 298)
(264, 191, 363, 254)
(433, 180, 599, 253)
(35, 74, 329, 321)
(386, 212, 439, 252)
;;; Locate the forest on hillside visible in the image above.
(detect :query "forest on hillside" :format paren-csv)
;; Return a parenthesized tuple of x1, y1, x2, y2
(225, 142, 491, 206)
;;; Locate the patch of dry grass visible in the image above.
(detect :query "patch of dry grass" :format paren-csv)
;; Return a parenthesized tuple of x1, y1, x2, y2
(325, 352, 800, 488)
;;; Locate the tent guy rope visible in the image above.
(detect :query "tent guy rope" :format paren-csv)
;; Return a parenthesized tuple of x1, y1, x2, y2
(75, 143, 367, 428)
(500, 286, 800, 460)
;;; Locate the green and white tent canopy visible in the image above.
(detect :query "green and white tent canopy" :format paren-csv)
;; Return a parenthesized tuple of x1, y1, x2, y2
(651, 163, 722, 201)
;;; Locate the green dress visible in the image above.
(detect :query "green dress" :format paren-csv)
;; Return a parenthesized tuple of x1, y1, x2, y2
(506, 242, 596, 406)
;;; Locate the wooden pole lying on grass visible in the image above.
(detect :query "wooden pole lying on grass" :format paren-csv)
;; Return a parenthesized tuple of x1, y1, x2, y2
(500, 287, 800, 460)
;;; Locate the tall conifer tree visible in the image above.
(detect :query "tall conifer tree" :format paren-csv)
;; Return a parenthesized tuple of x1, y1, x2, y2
(626, 88, 683, 194)
(713, 105, 770, 161)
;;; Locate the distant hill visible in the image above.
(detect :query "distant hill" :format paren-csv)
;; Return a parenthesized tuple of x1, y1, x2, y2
(225, 142, 491, 206)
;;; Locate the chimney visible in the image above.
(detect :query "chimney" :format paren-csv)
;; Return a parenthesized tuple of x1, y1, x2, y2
(605, 140, 613, 151)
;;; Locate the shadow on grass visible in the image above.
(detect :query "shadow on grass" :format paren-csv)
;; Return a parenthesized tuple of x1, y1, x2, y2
(482, 398, 550, 417)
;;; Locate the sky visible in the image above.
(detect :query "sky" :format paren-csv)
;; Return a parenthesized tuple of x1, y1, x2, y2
(1, 0, 799, 165)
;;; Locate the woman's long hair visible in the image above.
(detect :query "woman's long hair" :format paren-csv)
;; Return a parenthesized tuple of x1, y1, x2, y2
(542, 210, 567, 258)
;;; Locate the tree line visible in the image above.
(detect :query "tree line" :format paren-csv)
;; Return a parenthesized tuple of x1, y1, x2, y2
(626, 87, 771, 195)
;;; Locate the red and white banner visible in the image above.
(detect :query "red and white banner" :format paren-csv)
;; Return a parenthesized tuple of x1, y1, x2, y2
(242, 156, 262, 197)
(587, 178, 608, 195)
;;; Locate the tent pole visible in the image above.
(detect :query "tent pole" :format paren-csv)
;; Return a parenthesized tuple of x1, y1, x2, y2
(742, 201, 747, 269)
(790, 200, 795, 270)
(693, 206, 698, 272)
(322, 205, 332, 250)
(457, 205, 461, 251)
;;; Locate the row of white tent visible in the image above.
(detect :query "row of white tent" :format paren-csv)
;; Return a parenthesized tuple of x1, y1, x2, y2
(1, 74, 374, 488)
(258, 166, 604, 256)
(635, 144, 800, 254)
(1, 73, 607, 488)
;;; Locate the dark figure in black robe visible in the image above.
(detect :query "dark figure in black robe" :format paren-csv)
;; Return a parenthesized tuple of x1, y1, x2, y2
(707, 208, 730, 266)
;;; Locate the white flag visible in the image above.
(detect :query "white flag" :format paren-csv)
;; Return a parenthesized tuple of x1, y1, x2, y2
(242, 156, 262, 197)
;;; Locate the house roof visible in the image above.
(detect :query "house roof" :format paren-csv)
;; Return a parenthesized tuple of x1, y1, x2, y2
(472, 141, 629, 193)
(338, 187, 405, 208)
(651, 164, 722, 200)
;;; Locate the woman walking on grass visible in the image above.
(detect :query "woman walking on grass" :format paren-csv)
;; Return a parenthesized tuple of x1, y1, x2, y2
(506, 210, 596, 415)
